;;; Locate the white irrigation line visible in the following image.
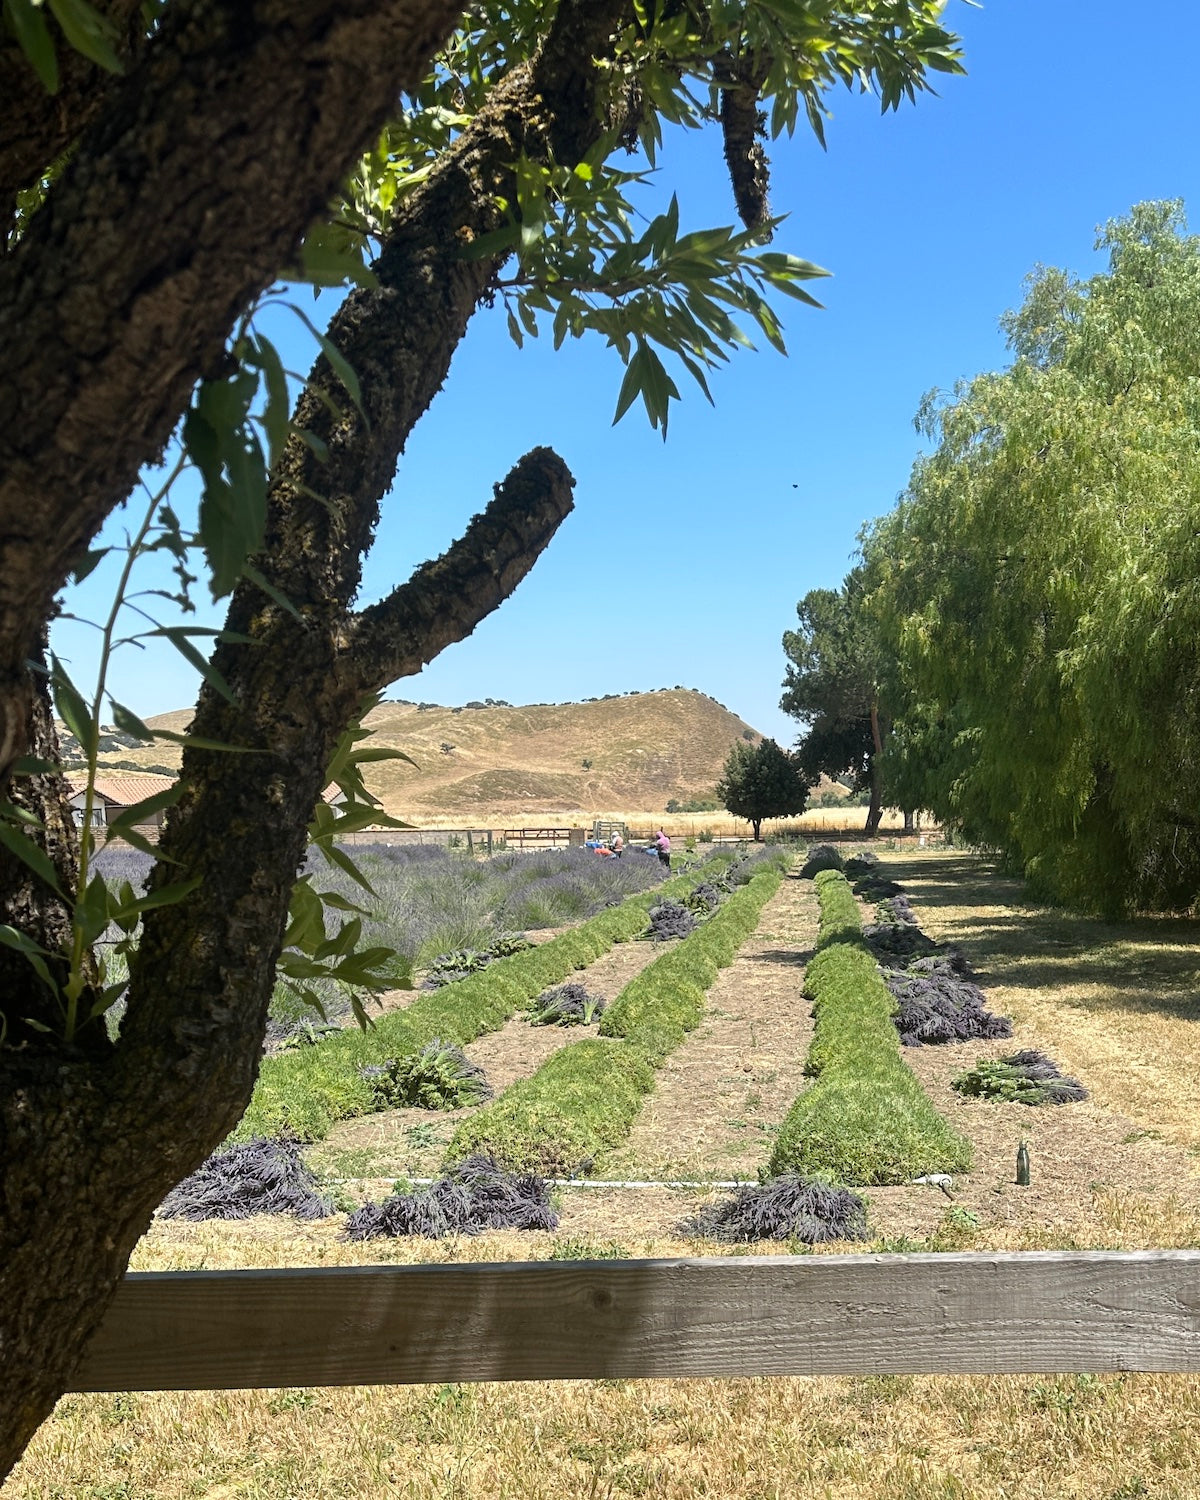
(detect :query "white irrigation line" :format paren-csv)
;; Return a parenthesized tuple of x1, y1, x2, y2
(329, 1175, 957, 1191)
(329, 1177, 751, 1190)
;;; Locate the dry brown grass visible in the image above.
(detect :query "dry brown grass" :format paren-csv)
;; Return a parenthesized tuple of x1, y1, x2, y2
(886, 850, 1200, 1156)
(14, 1197, 1200, 1500)
(17, 847, 1200, 1499)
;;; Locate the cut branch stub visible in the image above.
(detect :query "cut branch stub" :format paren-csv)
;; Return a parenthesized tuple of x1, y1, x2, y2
(348, 446, 576, 694)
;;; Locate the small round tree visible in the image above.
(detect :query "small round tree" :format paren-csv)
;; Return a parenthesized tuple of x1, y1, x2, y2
(716, 738, 809, 841)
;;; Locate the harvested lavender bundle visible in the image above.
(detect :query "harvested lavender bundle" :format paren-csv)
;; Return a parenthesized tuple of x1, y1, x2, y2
(853, 875, 903, 900)
(362, 1039, 492, 1110)
(344, 1155, 558, 1239)
(877, 893, 918, 926)
(529, 982, 607, 1026)
(953, 1050, 1087, 1105)
(158, 1137, 333, 1221)
(683, 881, 723, 915)
(681, 1175, 868, 1244)
(800, 843, 843, 878)
(644, 898, 698, 941)
(886, 967, 1013, 1047)
(907, 950, 973, 978)
(423, 932, 534, 989)
(863, 921, 940, 962)
(843, 852, 880, 877)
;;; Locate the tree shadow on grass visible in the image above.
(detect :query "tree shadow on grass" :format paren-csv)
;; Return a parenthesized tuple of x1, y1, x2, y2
(753, 948, 813, 968)
(875, 851, 1200, 1024)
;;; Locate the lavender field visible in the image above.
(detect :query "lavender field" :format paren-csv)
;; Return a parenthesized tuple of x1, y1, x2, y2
(96, 843, 673, 1038)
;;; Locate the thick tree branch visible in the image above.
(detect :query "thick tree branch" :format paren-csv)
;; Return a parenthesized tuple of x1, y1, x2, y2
(348, 447, 576, 693)
(720, 60, 771, 231)
(0, 0, 147, 228)
(0, 8, 619, 1470)
(0, 0, 464, 774)
(250, 0, 635, 616)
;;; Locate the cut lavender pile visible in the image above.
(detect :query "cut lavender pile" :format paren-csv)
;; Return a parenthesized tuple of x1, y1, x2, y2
(952, 1050, 1087, 1106)
(863, 920, 940, 961)
(683, 881, 723, 914)
(424, 932, 532, 988)
(529, 981, 607, 1026)
(800, 843, 843, 878)
(158, 1137, 332, 1221)
(843, 852, 880, 877)
(361, 1039, 492, 1110)
(862, 880, 1012, 1047)
(644, 898, 698, 941)
(681, 1175, 868, 1244)
(885, 964, 1013, 1047)
(853, 875, 903, 899)
(344, 1155, 558, 1239)
(877, 893, 918, 926)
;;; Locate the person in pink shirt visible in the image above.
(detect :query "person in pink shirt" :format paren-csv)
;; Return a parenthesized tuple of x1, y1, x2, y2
(654, 828, 671, 868)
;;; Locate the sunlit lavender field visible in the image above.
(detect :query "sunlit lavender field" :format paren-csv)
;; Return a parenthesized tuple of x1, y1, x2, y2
(322, 842, 668, 964)
(95, 842, 671, 1036)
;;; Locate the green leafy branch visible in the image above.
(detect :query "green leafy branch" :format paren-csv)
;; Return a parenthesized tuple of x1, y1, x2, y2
(275, 707, 417, 1030)
(475, 154, 828, 433)
(2, 0, 124, 93)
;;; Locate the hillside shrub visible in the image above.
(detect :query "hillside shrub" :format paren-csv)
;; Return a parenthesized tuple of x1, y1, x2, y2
(344, 1155, 558, 1238)
(361, 1040, 492, 1110)
(158, 1137, 333, 1221)
(447, 859, 790, 1172)
(681, 1175, 868, 1244)
(953, 1050, 1087, 1106)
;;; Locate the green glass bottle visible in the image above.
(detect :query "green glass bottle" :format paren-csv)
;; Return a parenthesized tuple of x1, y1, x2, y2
(1016, 1141, 1031, 1187)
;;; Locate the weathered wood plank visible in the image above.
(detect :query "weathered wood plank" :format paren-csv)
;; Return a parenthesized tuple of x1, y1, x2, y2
(73, 1251, 1200, 1391)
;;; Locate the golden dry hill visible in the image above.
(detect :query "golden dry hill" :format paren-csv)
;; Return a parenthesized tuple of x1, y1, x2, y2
(87, 689, 767, 822)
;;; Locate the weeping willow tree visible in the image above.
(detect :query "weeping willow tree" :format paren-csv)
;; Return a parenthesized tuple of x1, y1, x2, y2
(865, 201, 1200, 915)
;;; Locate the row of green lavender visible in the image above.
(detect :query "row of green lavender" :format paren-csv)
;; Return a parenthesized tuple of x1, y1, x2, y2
(236, 850, 742, 1143)
(769, 868, 972, 1184)
(446, 852, 794, 1176)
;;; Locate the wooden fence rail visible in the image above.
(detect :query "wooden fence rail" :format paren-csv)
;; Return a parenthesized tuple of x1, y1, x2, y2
(74, 1251, 1200, 1392)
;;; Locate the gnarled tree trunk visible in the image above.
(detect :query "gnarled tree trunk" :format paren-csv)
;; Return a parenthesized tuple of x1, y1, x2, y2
(0, 0, 632, 1478)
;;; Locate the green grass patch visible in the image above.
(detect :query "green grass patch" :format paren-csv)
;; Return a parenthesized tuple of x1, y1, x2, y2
(447, 858, 790, 1173)
(236, 855, 737, 1143)
(769, 874, 972, 1185)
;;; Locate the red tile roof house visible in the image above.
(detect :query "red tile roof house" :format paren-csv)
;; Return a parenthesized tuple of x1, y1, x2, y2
(66, 773, 348, 835)
(66, 772, 177, 832)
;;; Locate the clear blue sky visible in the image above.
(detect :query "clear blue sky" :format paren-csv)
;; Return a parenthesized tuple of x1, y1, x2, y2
(54, 0, 1200, 747)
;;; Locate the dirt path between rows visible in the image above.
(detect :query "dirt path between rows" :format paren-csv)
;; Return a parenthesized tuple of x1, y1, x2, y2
(600, 871, 819, 1184)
